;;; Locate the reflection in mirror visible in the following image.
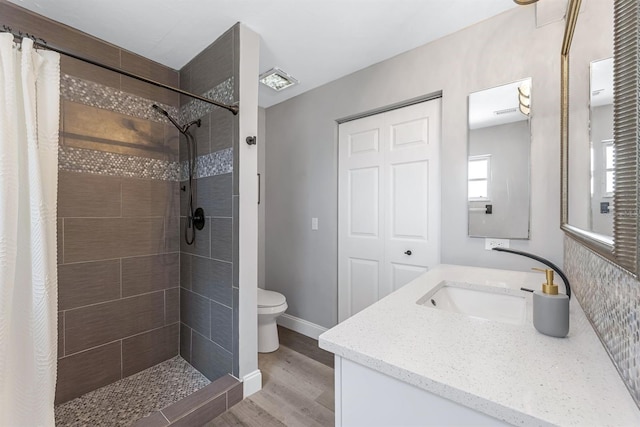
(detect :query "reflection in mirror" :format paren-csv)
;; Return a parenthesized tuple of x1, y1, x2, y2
(467, 78, 531, 239)
(589, 58, 614, 236)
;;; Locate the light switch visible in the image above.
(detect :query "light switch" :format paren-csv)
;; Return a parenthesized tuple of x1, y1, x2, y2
(312, 217, 318, 230)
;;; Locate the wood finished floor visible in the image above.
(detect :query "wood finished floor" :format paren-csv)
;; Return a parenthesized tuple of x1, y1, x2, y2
(207, 327, 335, 427)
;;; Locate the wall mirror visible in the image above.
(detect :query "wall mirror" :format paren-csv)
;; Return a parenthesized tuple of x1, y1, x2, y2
(467, 78, 531, 239)
(561, 0, 640, 274)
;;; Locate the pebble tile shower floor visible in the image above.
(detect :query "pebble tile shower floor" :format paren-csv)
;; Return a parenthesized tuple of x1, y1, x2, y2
(55, 356, 210, 426)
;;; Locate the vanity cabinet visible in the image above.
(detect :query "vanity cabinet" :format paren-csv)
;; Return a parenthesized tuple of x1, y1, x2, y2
(335, 356, 508, 427)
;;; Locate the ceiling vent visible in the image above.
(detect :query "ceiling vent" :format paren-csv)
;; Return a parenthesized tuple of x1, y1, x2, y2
(259, 67, 299, 91)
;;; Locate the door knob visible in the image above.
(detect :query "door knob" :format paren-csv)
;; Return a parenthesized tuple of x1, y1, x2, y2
(404, 250, 412, 255)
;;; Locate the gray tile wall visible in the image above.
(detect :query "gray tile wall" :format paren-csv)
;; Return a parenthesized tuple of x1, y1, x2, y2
(178, 24, 241, 381)
(564, 237, 640, 407)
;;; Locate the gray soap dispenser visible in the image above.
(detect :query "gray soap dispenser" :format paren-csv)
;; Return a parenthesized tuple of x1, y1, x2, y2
(532, 268, 569, 338)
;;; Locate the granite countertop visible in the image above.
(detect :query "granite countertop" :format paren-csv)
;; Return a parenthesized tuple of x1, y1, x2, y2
(319, 264, 640, 427)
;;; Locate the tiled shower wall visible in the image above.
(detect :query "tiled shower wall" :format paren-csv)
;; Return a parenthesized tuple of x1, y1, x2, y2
(1, 1, 181, 404)
(178, 26, 241, 380)
(564, 237, 640, 406)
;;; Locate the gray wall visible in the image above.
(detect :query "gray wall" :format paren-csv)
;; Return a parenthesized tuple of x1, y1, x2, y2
(264, 5, 568, 329)
(468, 121, 530, 238)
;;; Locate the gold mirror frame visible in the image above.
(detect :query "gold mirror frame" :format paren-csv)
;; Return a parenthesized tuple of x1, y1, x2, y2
(561, 0, 640, 275)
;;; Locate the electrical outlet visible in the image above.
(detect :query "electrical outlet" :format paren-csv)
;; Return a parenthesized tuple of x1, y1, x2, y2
(485, 238, 510, 250)
(311, 217, 318, 230)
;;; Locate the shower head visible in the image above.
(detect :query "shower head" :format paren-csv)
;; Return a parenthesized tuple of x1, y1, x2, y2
(152, 104, 185, 133)
(152, 104, 169, 117)
(152, 104, 201, 134)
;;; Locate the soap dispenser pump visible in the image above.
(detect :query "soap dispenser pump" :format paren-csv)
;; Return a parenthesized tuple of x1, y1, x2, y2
(532, 268, 569, 338)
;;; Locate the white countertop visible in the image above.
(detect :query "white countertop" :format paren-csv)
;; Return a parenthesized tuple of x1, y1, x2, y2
(319, 264, 640, 427)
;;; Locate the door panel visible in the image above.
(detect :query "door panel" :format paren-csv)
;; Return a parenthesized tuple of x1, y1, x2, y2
(349, 167, 379, 237)
(349, 129, 380, 156)
(390, 161, 429, 239)
(390, 117, 430, 150)
(348, 258, 380, 316)
(391, 263, 428, 292)
(339, 99, 441, 322)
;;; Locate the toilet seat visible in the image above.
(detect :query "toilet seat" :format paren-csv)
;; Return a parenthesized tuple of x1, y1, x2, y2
(258, 288, 286, 308)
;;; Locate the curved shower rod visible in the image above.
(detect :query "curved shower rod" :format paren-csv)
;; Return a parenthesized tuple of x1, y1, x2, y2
(1, 25, 239, 116)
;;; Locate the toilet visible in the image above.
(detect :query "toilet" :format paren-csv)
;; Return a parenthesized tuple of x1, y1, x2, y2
(257, 288, 288, 353)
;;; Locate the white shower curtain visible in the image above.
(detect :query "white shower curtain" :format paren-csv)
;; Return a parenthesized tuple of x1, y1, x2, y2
(0, 33, 60, 426)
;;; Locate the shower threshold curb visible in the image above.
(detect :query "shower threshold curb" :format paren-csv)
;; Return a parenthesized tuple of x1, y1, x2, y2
(133, 374, 243, 426)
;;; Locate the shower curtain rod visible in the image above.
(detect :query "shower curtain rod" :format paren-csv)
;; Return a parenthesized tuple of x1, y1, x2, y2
(1, 26, 240, 115)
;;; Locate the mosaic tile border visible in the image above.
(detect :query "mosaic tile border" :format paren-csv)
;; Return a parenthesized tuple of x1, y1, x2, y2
(59, 146, 233, 182)
(61, 74, 177, 125)
(59, 146, 180, 181)
(181, 147, 233, 181)
(564, 236, 640, 407)
(181, 77, 235, 123)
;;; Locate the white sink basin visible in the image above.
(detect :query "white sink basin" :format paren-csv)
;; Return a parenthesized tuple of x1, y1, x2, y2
(417, 281, 530, 325)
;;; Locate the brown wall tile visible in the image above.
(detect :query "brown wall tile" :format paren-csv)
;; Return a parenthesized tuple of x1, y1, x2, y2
(161, 376, 236, 422)
(168, 394, 226, 427)
(227, 382, 243, 408)
(180, 253, 191, 290)
(55, 341, 121, 404)
(188, 28, 234, 96)
(58, 171, 121, 218)
(122, 178, 178, 217)
(64, 217, 165, 263)
(61, 56, 120, 89)
(58, 311, 64, 358)
(165, 215, 180, 253)
(121, 253, 179, 297)
(211, 106, 234, 152)
(179, 217, 210, 257)
(58, 259, 121, 310)
(132, 411, 169, 427)
(120, 50, 179, 107)
(180, 323, 191, 363)
(62, 101, 167, 160)
(65, 291, 165, 354)
(120, 51, 178, 86)
(165, 288, 180, 324)
(164, 125, 180, 163)
(192, 113, 211, 156)
(122, 324, 178, 377)
(121, 76, 180, 108)
(57, 219, 63, 264)
(180, 289, 210, 338)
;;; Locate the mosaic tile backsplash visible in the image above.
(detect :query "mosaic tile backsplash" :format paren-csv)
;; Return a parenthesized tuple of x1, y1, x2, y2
(564, 236, 640, 406)
(60, 74, 233, 181)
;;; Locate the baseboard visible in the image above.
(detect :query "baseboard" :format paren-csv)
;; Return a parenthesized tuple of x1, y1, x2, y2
(277, 313, 328, 340)
(242, 369, 262, 398)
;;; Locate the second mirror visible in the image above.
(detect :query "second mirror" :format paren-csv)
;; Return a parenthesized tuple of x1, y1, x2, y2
(467, 78, 532, 239)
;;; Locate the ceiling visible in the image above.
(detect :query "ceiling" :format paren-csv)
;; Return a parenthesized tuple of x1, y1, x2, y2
(8, 0, 518, 108)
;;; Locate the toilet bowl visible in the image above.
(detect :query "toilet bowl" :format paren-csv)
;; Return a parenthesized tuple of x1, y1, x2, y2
(257, 288, 287, 353)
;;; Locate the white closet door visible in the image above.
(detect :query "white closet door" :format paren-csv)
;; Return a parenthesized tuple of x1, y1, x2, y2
(338, 100, 441, 322)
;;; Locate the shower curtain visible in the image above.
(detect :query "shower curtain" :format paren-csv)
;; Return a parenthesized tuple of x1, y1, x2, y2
(0, 33, 60, 426)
